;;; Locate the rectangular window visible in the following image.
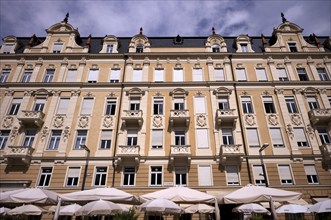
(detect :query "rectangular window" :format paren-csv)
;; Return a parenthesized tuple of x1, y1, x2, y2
(317, 68, 330, 81)
(23, 130, 36, 147)
(175, 167, 187, 186)
(47, 130, 61, 150)
(150, 166, 162, 186)
(222, 128, 234, 145)
(193, 68, 203, 81)
(153, 98, 163, 115)
(294, 128, 308, 147)
(263, 96, 276, 113)
(81, 98, 94, 115)
(66, 167, 80, 186)
(100, 130, 112, 149)
(34, 98, 46, 112)
(88, 69, 99, 83)
(240, 43, 248, 52)
(38, 167, 52, 187)
(288, 42, 298, 52)
(57, 98, 70, 115)
(0, 69, 10, 83)
(226, 165, 240, 185)
(152, 130, 163, 149)
(278, 165, 293, 184)
(0, 130, 10, 150)
(175, 131, 185, 145)
(218, 96, 229, 110)
(297, 68, 309, 81)
(154, 68, 164, 82)
(285, 96, 298, 113)
(106, 44, 113, 53)
(65, 69, 77, 82)
(94, 167, 107, 186)
(43, 69, 55, 83)
(196, 129, 209, 148)
(110, 69, 120, 83)
(198, 165, 212, 186)
(8, 98, 21, 115)
(328, 96, 331, 106)
(127, 130, 138, 146)
(174, 98, 185, 110)
(253, 165, 265, 185)
(130, 99, 140, 111)
(256, 68, 267, 81)
(105, 99, 116, 115)
(236, 68, 247, 81)
(214, 68, 224, 81)
(2, 44, 14, 54)
(74, 130, 87, 149)
(246, 128, 260, 147)
(123, 167, 135, 186)
(304, 165, 319, 184)
(21, 69, 33, 83)
(173, 68, 184, 82)
(241, 97, 253, 114)
(317, 128, 330, 144)
(53, 42, 63, 53)
(269, 128, 284, 147)
(277, 68, 289, 81)
(133, 69, 142, 82)
(194, 96, 206, 114)
(307, 96, 319, 110)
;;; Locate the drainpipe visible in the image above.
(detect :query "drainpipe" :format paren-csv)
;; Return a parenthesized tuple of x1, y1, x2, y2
(228, 54, 252, 184)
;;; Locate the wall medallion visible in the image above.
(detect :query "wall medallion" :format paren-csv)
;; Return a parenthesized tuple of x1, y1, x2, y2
(53, 116, 64, 128)
(2, 116, 13, 128)
(245, 114, 256, 126)
(103, 116, 113, 128)
(196, 114, 207, 127)
(268, 114, 279, 126)
(78, 116, 89, 128)
(291, 114, 302, 126)
(153, 115, 163, 128)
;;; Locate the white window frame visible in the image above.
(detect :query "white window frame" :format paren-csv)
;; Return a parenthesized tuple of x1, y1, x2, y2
(241, 96, 254, 114)
(109, 69, 120, 83)
(304, 165, 319, 184)
(8, 98, 21, 115)
(105, 98, 116, 115)
(194, 96, 206, 114)
(74, 130, 87, 150)
(222, 128, 234, 145)
(34, 98, 46, 112)
(174, 130, 185, 146)
(123, 167, 135, 186)
(317, 128, 330, 144)
(192, 68, 203, 81)
(307, 96, 319, 110)
(43, 69, 55, 83)
(21, 69, 33, 83)
(66, 167, 80, 187)
(37, 167, 53, 187)
(133, 68, 143, 82)
(152, 129, 163, 149)
(154, 68, 164, 82)
(100, 130, 112, 149)
(127, 130, 138, 146)
(218, 96, 229, 110)
(253, 165, 266, 186)
(246, 128, 260, 147)
(2, 43, 14, 54)
(198, 165, 213, 186)
(174, 97, 185, 110)
(196, 129, 209, 149)
(81, 98, 94, 115)
(214, 67, 224, 81)
(288, 42, 298, 52)
(236, 68, 247, 81)
(0, 130, 10, 150)
(65, 69, 77, 82)
(153, 97, 163, 115)
(278, 165, 293, 185)
(0, 69, 10, 83)
(285, 96, 298, 113)
(94, 166, 107, 186)
(263, 96, 276, 114)
(23, 130, 36, 147)
(47, 130, 61, 150)
(294, 128, 309, 147)
(150, 166, 163, 186)
(52, 42, 63, 53)
(87, 69, 99, 83)
(277, 68, 289, 81)
(173, 68, 184, 82)
(57, 98, 70, 115)
(269, 128, 284, 147)
(297, 68, 309, 81)
(317, 68, 330, 81)
(106, 44, 114, 53)
(174, 167, 187, 186)
(226, 165, 240, 185)
(256, 68, 267, 81)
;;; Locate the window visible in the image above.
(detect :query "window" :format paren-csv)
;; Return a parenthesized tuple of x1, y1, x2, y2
(240, 43, 248, 52)
(277, 68, 289, 81)
(106, 44, 113, 53)
(269, 128, 284, 147)
(307, 96, 319, 110)
(253, 165, 266, 185)
(8, 98, 21, 115)
(173, 68, 184, 82)
(175, 167, 187, 186)
(294, 128, 308, 147)
(57, 98, 70, 115)
(329, 96, 331, 106)
(127, 130, 138, 146)
(212, 44, 220, 52)
(304, 165, 319, 184)
(94, 167, 107, 186)
(150, 166, 162, 186)
(174, 98, 185, 110)
(193, 68, 203, 81)
(133, 68, 142, 82)
(317, 128, 330, 144)
(110, 69, 120, 83)
(0, 69, 10, 83)
(105, 99, 116, 115)
(285, 96, 298, 113)
(34, 98, 46, 112)
(241, 96, 254, 114)
(222, 128, 234, 145)
(136, 44, 143, 53)
(154, 68, 164, 82)
(38, 167, 52, 187)
(214, 68, 224, 81)
(236, 68, 247, 81)
(218, 96, 229, 110)
(297, 68, 309, 81)
(317, 68, 330, 81)
(123, 167, 135, 186)
(87, 69, 99, 83)
(226, 165, 240, 185)
(23, 130, 36, 147)
(256, 68, 267, 81)
(43, 69, 55, 82)
(53, 42, 63, 53)
(47, 130, 61, 150)
(66, 167, 80, 186)
(278, 165, 293, 184)
(74, 130, 87, 149)
(196, 129, 209, 148)
(153, 98, 163, 115)
(100, 130, 112, 149)
(21, 69, 33, 83)
(246, 128, 260, 147)
(152, 130, 163, 149)
(65, 69, 77, 82)
(263, 96, 276, 113)
(288, 42, 298, 52)
(81, 98, 94, 115)
(130, 99, 140, 110)
(2, 43, 14, 54)
(0, 130, 10, 150)
(198, 165, 212, 186)
(175, 131, 185, 145)
(194, 96, 206, 114)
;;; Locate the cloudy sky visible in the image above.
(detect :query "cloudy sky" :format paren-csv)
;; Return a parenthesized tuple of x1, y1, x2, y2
(1, 0, 330, 40)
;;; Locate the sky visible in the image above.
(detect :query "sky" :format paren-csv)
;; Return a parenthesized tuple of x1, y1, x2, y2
(0, 0, 330, 40)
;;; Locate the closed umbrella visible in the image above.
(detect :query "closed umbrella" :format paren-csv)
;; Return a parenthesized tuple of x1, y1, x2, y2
(75, 199, 128, 216)
(138, 198, 182, 214)
(276, 204, 309, 213)
(233, 203, 271, 214)
(184, 204, 215, 213)
(7, 204, 47, 216)
(59, 203, 82, 216)
(308, 199, 331, 213)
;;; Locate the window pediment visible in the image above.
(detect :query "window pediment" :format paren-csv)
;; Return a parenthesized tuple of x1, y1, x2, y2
(213, 87, 232, 96)
(46, 22, 79, 35)
(2, 36, 17, 43)
(170, 88, 188, 97)
(33, 89, 52, 97)
(302, 87, 318, 96)
(273, 22, 303, 34)
(126, 88, 145, 97)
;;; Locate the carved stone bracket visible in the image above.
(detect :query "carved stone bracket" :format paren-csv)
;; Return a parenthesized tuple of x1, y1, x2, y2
(306, 124, 315, 140)
(286, 124, 294, 140)
(10, 126, 19, 142)
(63, 126, 70, 141)
(41, 126, 49, 142)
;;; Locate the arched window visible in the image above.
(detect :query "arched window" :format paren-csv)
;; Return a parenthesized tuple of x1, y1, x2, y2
(212, 44, 220, 52)
(136, 44, 144, 53)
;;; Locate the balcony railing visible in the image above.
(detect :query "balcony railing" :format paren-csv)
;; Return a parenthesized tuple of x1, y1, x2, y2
(121, 110, 143, 127)
(3, 146, 34, 165)
(319, 144, 331, 163)
(170, 145, 191, 156)
(216, 109, 238, 126)
(169, 110, 190, 127)
(308, 108, 331, 125)
(115, 145, 140, 167)
(219, 144, 244, 166)
(17, 110, 45, 127)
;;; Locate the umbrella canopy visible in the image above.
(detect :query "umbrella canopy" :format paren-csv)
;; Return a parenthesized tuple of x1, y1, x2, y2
(184, 204, 215, 213)
(0, 188, 59, 205)
(60, 187, 139, 204)
(0, 207, 11, 215)
(308, 199, 331, 213)
(75, 199, 128, 216)
(7, 204, 47, 216)
(59, 204, 82, 216)
(138, 198, 182, 214)
(233, 203, 270, 214)
(223, 184, 302, 204)
(276, 204, 309, 213)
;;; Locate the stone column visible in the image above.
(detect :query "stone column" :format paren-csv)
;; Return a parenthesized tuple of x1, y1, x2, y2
(11, 59, 25, 82)
(30, 58, 43, 82)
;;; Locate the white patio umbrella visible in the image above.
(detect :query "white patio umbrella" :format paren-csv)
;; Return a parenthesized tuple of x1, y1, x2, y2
(138, 198, 182, 214)
(75, 199, 128, 216)
(7, 204, 47, 216)
(308, 199, 331, 213)
(276, 204, 309, 214)
(59, 203, 82, 216)
(233, 203, 271, 214)
(0, 188, 59, 204)
(0, 207, 11, 215)
(184, 204, 215, 213)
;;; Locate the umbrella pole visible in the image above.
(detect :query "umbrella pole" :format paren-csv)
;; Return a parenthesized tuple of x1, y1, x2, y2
(269, 196, 278, 220)
(53, 197, 61, 220)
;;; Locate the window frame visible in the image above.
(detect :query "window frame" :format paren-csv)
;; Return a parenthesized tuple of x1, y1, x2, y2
(21, 69, 33, 83)
(317, 128, 330, 144)
(304, 165, 319, 184)
(47, 130, 62, 150)
(37, 167, 53, 187)
(285, 96, 299, 113)
(226, 165, 240, 186)
(175, 167, 187, 186)
(23, 130, 36, 147)
(174, 130, 186, 146)
(150, 166, 163, 186)
(43, 69, 55, 83)
(8, 98, 21, 115)
(222, 128, 234, 145)
(263, 96, 276, 114)
(294, 128, 309, 147)
(277, 68, 289, 81)
(66, 167, 80, 187)
(151, 129, 163, 149)
(0, 69, 10, 83)
(0, 130, 10, 150)
(288, 42, 298, 52)
(123, 167, 135, 186)
(74, 130, 87, 150)
(278, 165, 294, 185)
(241, 96, 254, 114)
(100, 130, 112, 149)
(94, 166, 108, 186)
(105, 98, 116, 115)
(153, 97, 164, 115)
(52, 42, 63, 53)
(297, 68, 309, 81)
(317, 68, 330, 81)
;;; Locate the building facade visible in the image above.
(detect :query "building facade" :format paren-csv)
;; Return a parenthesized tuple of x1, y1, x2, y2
(0, 15, 331, 218)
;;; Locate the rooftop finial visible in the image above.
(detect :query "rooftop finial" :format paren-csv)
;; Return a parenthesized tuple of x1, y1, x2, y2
(63, 12, 69, 23)
(281, 12, 287, 23)
(212, 27, 215, 35)
(139, 27, 143, 35)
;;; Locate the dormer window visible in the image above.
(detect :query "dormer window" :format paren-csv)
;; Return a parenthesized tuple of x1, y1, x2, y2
(53, 42, 63, 53)
(288, 42, 298, 52)
(106, 44, 113, 53)
(240, 43, 248, 52)
(212, 44, 220, 52)
(2, 43, 14, 54)
(136, 44, 144, 53)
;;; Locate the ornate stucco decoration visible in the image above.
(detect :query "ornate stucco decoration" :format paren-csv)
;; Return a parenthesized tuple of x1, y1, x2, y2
(291, 114, 302, 126)
(62, 126, 70, 141)
(84, 92, 94, 98)
(306, 124, 315, 140)
(286, 124, 294, 140)
(2, 116, 14, 128)
(41, 126, 49, 142)
(268, 114, 279, 126)
(5, 90, 14, 96)
(53, 116, 64, 128)
(152, 116, 163, 128)
(10, 126, 19, 142)
(274, 88, 284, 95)
(78, 116, 89, 128)
(196, 114, 207, 127)
(213, 87, 232, 96)
(245, 114, 256, 126)
(103, 116, 113, 128)
(71, 90, 81, 96)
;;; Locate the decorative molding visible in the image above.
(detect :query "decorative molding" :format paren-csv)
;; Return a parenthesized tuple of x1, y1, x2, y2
(267, 114, 279, 126)
(71, 90, 80, 96)
(78, 116, 89, 128)
(196, 114, 207, 127)
(24, 90, 33, 96)
(274, 88, 284, 95)
(291, 114, 302, 126)
(2, 116, 14, 128)
(292, 88, 302, 95)
(286, 124, 294, 140)
(107, 92, 116, 98)
(51, 90, 61, 96)
(84, 92, 94, 97)
(152, 115, 163, 128)
(5, 90, 14, 96)
(41, 126, 49, 142)
(63, 126, 70, 141)
(53, 116, 65, 128)
(245, 114, 256, 126)
(306, 124, 315, 140)
(103, 116, 113, 128)
(10, 126, 19, 142)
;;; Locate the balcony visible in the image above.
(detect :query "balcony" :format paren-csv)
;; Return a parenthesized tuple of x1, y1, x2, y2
(319, 144, 331, 163)
(308, 108, 331, 126)
(169, 145, 191, 166)
(115, 145, 140, 166)
(17, 110, 45, 127)
(121, 110, 143, 127)
(219, 144, 244, 166)
(3, 146, 34, 165)
(169, 110, 190, 127)
(216, 109, 238, 126)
